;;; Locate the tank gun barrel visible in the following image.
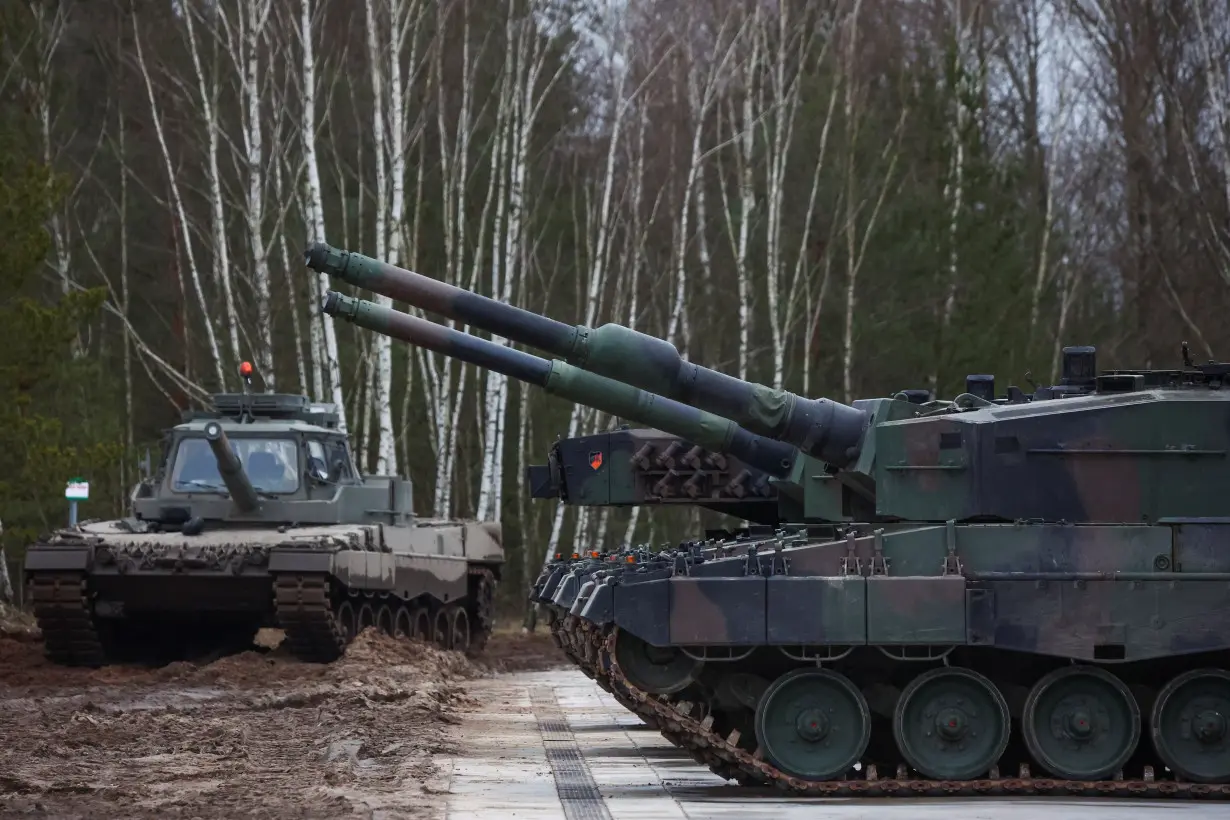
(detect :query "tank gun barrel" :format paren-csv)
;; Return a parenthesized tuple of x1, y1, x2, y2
(203, 421, 261, 513)
(322, 292, 798, 478)
(305, 243, 868, 467)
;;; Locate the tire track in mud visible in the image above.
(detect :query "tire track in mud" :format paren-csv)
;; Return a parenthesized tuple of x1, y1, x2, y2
(0, 626, 566, 819)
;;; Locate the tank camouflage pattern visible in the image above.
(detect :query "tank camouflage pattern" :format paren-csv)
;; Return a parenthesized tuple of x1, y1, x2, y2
(24, 367, 503, 667)
(527, 426, 783, 526)
(307, 241, 1230, 797)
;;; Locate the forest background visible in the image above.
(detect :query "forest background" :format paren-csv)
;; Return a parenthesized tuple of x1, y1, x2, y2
(1, 0, 1228, 614)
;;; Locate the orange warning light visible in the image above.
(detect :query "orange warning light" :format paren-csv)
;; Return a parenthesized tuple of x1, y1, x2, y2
(571, 552, 580, 559)
(239, 361, 254, 377)
(626, 555, 636, 564)
(590, 551, 600, 559)
(554, 552, 562, 560)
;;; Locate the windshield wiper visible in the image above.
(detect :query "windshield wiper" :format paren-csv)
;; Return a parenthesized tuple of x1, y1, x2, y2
(176, 479, 225, 491)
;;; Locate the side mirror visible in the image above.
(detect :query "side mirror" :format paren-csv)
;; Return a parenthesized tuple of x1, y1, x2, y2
(307, 456, 330, 483)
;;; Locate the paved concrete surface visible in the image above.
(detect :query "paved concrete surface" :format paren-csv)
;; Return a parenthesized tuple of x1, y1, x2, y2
(438, 668, 1228, 820)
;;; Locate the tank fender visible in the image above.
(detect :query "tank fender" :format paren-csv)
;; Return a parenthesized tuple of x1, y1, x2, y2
(569, 579, 596, 616)
(613, 577, 670, 646)
(25, 547, 91, 572)
(540, 565, 567, 602)
(268, 549, 334, 574)
(579, 576, 616, 625)
(552, 570, 582, 609)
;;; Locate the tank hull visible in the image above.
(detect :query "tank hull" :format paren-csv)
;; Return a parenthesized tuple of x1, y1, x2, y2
(25, 517, 502, 666)
(533, 520, 1230, 796)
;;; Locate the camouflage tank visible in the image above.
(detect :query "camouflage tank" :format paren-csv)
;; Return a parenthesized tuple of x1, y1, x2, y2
(306, 244, 1230, 795)
(528, 426, 783, 526)
(24, 366, 504, 667)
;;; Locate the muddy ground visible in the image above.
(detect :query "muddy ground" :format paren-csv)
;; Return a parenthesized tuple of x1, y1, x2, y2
(0, 608, 565, 819)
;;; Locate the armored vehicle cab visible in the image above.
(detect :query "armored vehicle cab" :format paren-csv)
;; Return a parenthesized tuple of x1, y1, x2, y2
(25, 365, 503, 667)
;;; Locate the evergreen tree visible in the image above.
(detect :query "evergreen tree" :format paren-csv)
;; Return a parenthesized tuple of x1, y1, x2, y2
(0, 6, 118, 561)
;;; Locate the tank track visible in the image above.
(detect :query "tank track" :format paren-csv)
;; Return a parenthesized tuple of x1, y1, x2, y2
(26, 571, 108, 667)
(467, 566, 497, 655)
(273, 574, 350, 662)
(24, 570, 496, 668)
(550, 612, 1230, 799)
(274, 569, 499, 662)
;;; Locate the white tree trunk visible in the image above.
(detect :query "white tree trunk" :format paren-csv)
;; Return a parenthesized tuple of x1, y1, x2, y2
(544, 13, 631, 557)
(0, 517, 11, 604)
(841, 1, 865, 403)
(735, 20, 758, 381)
(363, 0, 395, 475)
(275, 160, 308, 394)
(133, 12, 226, 389)
(423, 0, 479, 517)
(31, 4, 71, 303)
(0, 549, 12, 607)
(618, 102, 651, 554)
(298, 0, 346, 427)
(118, 101, 134, 485)
(238, 0, 275, 388)
(477, 4, 572, 522)
(476, 15, 518, 523)
(182, 3, 240, 383)
(1187, 1, 1230, 282)
(665, 9, 743, 354)
(762, 4, 811, 389)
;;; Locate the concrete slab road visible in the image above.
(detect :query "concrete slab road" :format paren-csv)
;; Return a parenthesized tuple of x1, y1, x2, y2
(438, 669, 1226, 820)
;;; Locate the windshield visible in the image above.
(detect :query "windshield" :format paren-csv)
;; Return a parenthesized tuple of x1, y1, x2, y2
(171, 436, 300, 494)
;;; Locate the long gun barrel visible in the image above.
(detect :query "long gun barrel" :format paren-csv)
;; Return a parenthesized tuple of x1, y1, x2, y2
(203, 421, 261, 513)
(321, 292, 798, 478)
(306, 243, 868, 467)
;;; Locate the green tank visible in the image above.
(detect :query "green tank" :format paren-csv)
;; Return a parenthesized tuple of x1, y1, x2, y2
(528, 425, 784, 525)
(24, 368, 503, 666)
(305, 242, 1230, 798)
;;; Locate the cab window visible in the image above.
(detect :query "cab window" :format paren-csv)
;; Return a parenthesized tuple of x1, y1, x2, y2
(306, 438, 357, 482)
(325, 438, 357, 481)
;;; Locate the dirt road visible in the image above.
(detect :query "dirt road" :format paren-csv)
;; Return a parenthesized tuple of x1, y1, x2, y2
(0, 614, 562, 819)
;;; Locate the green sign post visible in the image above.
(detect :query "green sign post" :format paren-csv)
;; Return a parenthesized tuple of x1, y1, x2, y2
(65, 478, 89, 526)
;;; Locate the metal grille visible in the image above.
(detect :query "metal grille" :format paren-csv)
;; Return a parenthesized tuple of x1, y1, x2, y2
(531, 688, 613, 820)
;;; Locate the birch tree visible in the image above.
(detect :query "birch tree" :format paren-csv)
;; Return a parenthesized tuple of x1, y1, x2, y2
(295, 0, 346, 429)
(132, 6, 227, 389)
(929, 0, 981, 392)
(0, 519, 12, 606)
(178, 1, 241, 382)
(27, 2, 71, 298)
(1003, 0, 1079, 365)
(840, 0, 904, 402)
(665, 8, 743, 350)
(617, 101, 654, 551)
(1183, 0, 1230, 284)
(369, 0, 432, 476)
(541, 5, 644, 557)
(209, 0, 277, 387)
(716, 5, 760, 381)
(420, 0, 484, 516)
(477, 1, 576, 522)
(759, 3, 829, 389)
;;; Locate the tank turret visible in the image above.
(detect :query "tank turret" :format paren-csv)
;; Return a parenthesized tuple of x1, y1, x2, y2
(202, 420, 261, 513)
(526, 426, 784, 525)
(321, 291, 799, 479)
(306, 243, 868, 467)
